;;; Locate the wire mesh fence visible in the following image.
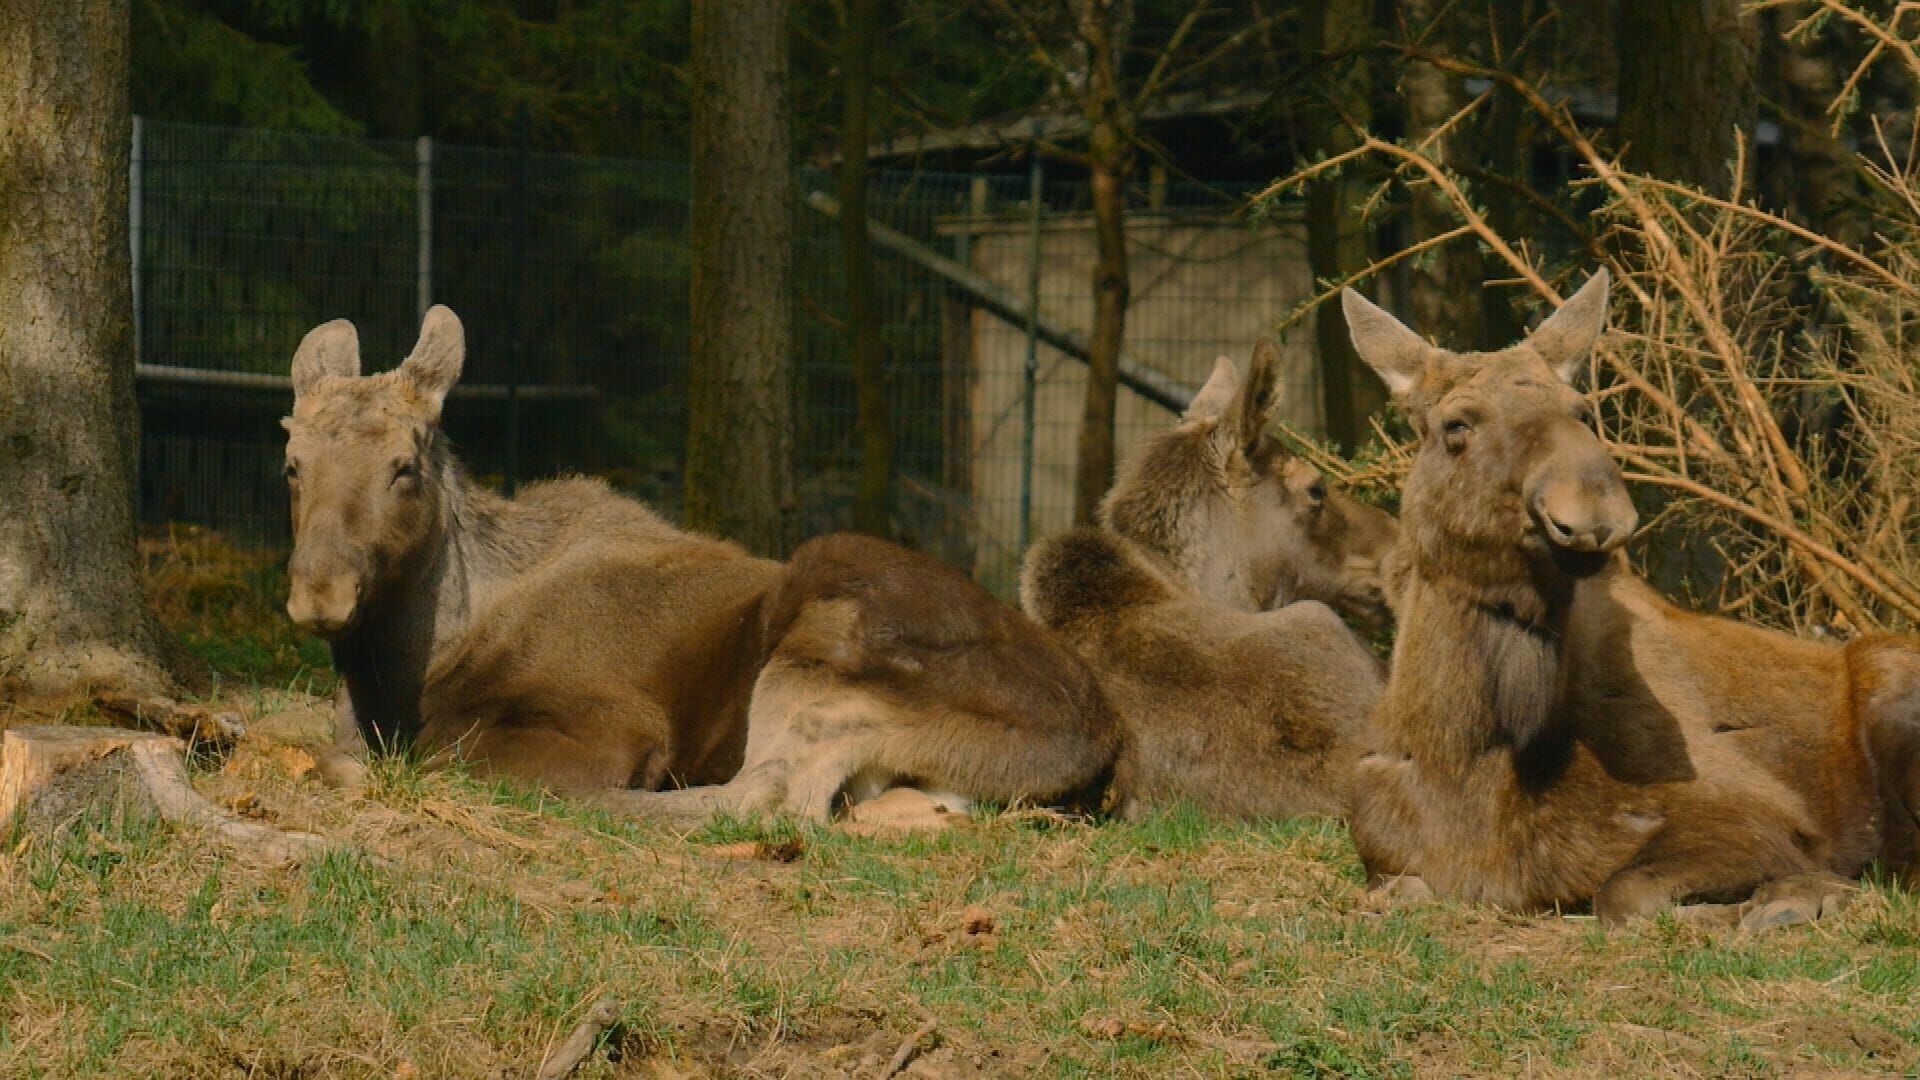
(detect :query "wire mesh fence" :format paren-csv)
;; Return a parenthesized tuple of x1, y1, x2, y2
(133, 118, 1319, 596)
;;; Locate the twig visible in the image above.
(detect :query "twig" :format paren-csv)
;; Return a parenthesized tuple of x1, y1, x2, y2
(537, 997, 622, 1080)
(882, 1019, 938, 1078)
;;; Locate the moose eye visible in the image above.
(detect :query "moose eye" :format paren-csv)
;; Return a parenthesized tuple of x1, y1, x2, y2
(283, 461, 299, 481)
(392, 460, 420, 485)
(1306, 481, 1327, 506)
(1442, 418, 1473, 453)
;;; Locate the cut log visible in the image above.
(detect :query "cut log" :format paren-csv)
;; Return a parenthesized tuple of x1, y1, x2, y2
(0, 725, 330, 867)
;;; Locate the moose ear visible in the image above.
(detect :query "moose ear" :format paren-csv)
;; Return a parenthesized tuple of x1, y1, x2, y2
(1528, 268, 1610, 384)
(290, 319, 361, 398)
(1185, 355, 1241, 422)
(1231, 339, 1285, 447)
(1341, 289, 1431, 399)
(398, 305, 465, 420)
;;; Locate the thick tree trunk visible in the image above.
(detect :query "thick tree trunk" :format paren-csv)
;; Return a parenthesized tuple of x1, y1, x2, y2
(1617, 0, 1759, 194)
(1304, 0, 1380, 452)
(1072, 0, 1134, 527)
(1401, 0, 1484, 350)
(0, 0, 176, 701)
(838, 0, 893, 538)
(685, 0, 796, 556)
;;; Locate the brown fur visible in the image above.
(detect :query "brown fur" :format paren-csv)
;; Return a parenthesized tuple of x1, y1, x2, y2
(1343, 273, 1920, 920)
(594, 533, 1121, 823)
(283, 308, 779, 791)
(1021, 342, 1394, 820)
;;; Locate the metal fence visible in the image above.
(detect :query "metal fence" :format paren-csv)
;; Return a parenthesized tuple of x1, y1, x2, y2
(132, 118, 1318, 596)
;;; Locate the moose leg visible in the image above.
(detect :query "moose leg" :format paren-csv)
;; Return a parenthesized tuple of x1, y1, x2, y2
(1737, 873, 1858, 933)
(315, 689, 370, 789)
(589, 661, 886, 826)
(1594, 840, 1828, 928)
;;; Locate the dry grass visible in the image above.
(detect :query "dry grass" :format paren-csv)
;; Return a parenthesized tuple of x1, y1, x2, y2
(1, 538, 1916, 1077)
(0, 694, 1915, 1077)
(138, 524, 333, 697)
(1264, 1, 1920, 636)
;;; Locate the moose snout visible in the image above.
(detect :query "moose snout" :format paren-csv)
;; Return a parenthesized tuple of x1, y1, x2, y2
(287, 571, 364, 637)
(1528, 475, 1637, 554)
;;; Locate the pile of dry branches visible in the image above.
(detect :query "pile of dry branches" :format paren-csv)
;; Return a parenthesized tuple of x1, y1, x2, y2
(1268, 0, 1920, 634)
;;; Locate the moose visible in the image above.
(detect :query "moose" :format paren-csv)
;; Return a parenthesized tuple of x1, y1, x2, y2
(284, 307, 1116, 813)
(1340, 271, 1920, 929)
(1022, 341, 1396, 820)
(603, 342, 1400, 826)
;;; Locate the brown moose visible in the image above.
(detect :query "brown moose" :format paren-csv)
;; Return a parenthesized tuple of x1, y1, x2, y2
(284, 307, 1117, 815)
(1341, 271, 1920, 929)
(1022, 341, 1397, 820)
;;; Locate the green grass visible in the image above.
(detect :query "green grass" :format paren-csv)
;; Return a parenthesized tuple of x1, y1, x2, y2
(4, 759, 1920, 1077)
(139, 525, 334, 693)
(0, 528, 1900, 1075)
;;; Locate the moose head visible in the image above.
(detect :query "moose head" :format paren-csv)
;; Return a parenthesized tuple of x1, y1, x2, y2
(281, 306, 465, 637)
(1103, 340, 1399, 620)
(1343, 272, 1634, 598)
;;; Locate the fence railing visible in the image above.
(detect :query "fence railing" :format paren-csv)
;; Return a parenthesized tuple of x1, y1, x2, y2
(131, 118, 1317, 596)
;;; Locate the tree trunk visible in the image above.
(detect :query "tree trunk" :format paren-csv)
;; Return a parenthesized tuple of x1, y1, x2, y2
(685, 0, 796, 556)
(0, 0, 177, 701)
(366, 2, 425, 139)
(1304, 0, 1380, 452)
(1400, 0, 1485, 350)
(1767, 2, 1866, 247)
(838, 0, 893, 538)
(1617, 0, 1759, 194)
(1476, 0, 1537, 347)
(1072, 0, 1134, 527)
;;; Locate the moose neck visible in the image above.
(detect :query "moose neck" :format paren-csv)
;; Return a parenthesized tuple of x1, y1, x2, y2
(1110, 501, 1267, 612)
(327, 453, 520, 748)
(1387, 552, 1578, 778)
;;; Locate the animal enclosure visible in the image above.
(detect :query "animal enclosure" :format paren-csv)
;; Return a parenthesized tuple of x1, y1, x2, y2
(129, 118, 1322, 594)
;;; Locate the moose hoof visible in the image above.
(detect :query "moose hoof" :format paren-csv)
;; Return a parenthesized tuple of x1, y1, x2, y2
(1593, 870, 1675, 926)
(1363, 874, 1435, 911)
(313, 749, 370, 790)
(1668, 902, 1742, 929)
(838, 786, 968, 836)
(1738, 875, 1856, 934)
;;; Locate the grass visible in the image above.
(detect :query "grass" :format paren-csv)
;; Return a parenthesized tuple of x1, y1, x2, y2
(139, 524, 334, 695)
(0, 528, 1912, 1076)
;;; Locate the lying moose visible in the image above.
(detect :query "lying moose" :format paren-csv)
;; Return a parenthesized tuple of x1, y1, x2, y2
(1341, 271, 1920, 930)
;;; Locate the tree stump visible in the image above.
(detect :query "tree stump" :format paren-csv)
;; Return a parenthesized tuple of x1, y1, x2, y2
(0, 725, 331, 867)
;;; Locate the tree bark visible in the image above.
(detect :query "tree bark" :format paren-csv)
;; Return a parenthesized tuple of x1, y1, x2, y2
(1476, 0, 1537, 347)
(1767, 2, 1866, 247)
(838, 0, 894, 538)
(0, 726, 330, 867)
(1072, 0, 1134, 527)
(1304, 0, 1380, 452)
(1617, 0, 1759, 195)
(685, 0, 796, 556)
(0, 0, 177, 701)
(1400, 0, 1485, 350)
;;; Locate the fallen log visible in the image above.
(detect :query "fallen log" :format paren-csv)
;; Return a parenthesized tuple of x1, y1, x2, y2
(0, 725, 330, 867)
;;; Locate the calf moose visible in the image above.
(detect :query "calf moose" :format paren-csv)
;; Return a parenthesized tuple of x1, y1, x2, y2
(1022, 342, 1396, 820)
(1341, 272, 1920, 929)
